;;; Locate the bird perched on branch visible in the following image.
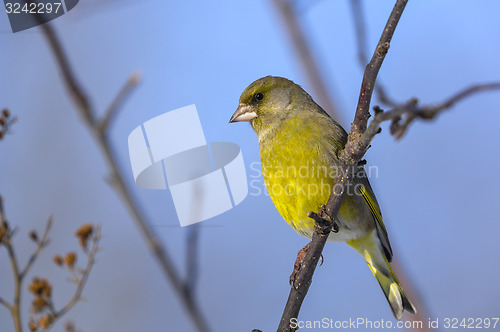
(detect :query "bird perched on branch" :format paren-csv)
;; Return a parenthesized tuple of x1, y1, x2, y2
(229, 76, 416, 320)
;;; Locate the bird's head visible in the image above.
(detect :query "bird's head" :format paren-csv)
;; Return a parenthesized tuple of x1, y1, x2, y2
(229, 76, 314, 136)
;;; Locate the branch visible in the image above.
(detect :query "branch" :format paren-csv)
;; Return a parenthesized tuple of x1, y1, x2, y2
(53, 227, 100, 321)
(1, 196, 57, 332)
(349, 0, 368, 67)
(29, 13, 92, 125)
(0, 108, 18, 141)
(0, 195, 23, 332)
(184, 224, 201, 299)
(349, 0, 397, 107)
(350, 0, 408, 138)
(278, 1, 409, 330)
(426, 83, 500, 111)
(0, 297, 11, 311)
(278, 177, 347, 330)
(359, 82, 500, 146)
(25, 224, 100, 331)
(270, 0, 342, 122)
(97, 71, 142, 134)
(35, 18, 211, 332)
(20, 216, 53, 280)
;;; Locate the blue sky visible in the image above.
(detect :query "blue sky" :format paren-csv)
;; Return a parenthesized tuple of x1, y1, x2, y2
(1, 1, 500, 331)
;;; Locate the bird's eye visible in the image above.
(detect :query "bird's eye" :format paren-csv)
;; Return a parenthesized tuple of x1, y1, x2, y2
(255, 92, 264, 101)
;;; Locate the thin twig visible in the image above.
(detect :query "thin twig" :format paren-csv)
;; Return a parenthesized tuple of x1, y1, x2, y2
(184, 224, 200, 299)
(0, 108, 18, 140)
(278, 1, 409, 330)
(349, 0, 368, 66)
(23, 225, 100, 331)
(421, 82, 500, 115)
(0, 211, 13, 308)
(98, 71, 142, 134)
(270, 0, 342, 122)
(350, 0, 408, 138)
(1, 196, 56, 332)
(360, 82, 500, 142)
(5, 238, 22, 332)
(1, 196, 23, 332)
(53, 228, 100, 320)
(0, 195, 6, 222)
(0, 297, 12, 310)
(349, 0, 397, 107)
(35, 18, 211, 332)
(20, 216, 53, 280)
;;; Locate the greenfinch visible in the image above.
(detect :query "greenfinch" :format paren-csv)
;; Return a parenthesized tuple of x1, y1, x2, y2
(230, 76, 416, 320)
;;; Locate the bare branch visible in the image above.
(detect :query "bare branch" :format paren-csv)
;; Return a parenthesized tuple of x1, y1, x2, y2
(357, 82, 500, 147)
(184, 224, 200, 299)
(350, 0, 408, 137)
(1, 197, 58, 332)
(0, 108, 18, 140)
(349, 0, 397, 107)
(349, 0, 368, 66)
(98, 71, 142, 134)
(0, 196, 23, 332)
(20, 216, 53, 280)
(0, 297, 12, 311)
(0, 195, 6, 224)
(34, 17, 211, 332)
(53, 227, 100, 320)
(22, 224, 101, 331)
(64, 321, 82, 332)
(270, 0, 342, 121)
(421, 82, 500, 116)
(37, 23, 93, 124)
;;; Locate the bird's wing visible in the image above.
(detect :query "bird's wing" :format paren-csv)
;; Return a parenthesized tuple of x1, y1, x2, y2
(356, 168, 393, 261)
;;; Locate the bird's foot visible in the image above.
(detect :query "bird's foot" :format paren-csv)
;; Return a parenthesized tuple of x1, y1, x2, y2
(309, 206, 339, 234)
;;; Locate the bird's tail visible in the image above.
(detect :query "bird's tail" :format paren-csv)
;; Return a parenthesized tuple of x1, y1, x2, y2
(366, 253, 416, 320)
(349, 233, 416, 320)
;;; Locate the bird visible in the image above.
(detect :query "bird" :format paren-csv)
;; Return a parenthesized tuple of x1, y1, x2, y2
(229, 76, 416, 320)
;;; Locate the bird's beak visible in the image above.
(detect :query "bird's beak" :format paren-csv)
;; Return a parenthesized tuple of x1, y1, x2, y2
(229, 104, 257, 123)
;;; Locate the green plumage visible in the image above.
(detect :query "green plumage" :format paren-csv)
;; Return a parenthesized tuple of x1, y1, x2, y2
(230, 76, 416, 320)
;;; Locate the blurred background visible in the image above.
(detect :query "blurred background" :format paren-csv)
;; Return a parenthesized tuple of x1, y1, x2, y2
(1, 0, 500, 331)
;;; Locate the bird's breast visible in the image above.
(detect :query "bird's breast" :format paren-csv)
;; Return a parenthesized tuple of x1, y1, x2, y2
(260, 133, 341, 235)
